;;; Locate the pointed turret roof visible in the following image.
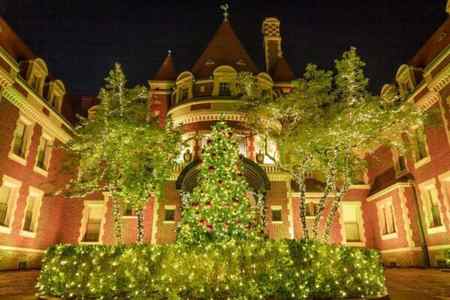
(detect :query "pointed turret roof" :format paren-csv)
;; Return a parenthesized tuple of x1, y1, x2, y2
(192, 20, 258, 78)
(271, 57, 295, 82)
(153, 51, 177, 81)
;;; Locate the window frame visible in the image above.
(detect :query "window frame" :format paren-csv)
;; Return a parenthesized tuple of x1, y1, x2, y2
(377, 197, 398, 240)
(33, 132, 54, 176)
(218, 82, 231, 96)
(412, 127, 431, 168)
(419, 181, 447, 235)
(78, 200, 107, 244)
(0, 175, 22, 234)
(341, 201, 365, 246)
(20, 186, 43, 238)
(163, 205, 176, 224)
(9, 115, 34, 166)
(392, 148, 408, 178)
(271, 205, 283, 224)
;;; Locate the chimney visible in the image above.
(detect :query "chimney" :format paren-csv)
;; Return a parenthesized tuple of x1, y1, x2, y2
(262, 17, 282, 74)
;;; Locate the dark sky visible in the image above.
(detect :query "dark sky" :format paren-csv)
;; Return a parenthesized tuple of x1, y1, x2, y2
(2, 0, 448, 96)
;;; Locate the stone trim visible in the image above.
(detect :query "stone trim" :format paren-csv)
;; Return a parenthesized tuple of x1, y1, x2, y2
(0, 244, 45, 254)
(366, 183, 412, 202)
(399, 187, 415, 247)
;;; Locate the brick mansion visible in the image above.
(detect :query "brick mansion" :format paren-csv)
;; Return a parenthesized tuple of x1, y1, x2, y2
(0, 4, 449, 270)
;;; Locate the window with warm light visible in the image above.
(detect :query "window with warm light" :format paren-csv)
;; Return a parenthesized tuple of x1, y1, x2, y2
(381, 203, 396, 235)
(0, 185, 13, 228)
(81, 204, 105, 243)
(342, 204, 362, 242)
(21, 189, 43, 236)
(35, 135, 53, 172)
(12, 119, 31, 159)
(0, 176, 21, 232)
(424, 189, 443, 229)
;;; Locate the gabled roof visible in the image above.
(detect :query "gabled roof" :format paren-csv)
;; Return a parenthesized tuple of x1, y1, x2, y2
(191, 20, 258, 78)
(271, 57, 295, 82)
(153, 51, 177, 81)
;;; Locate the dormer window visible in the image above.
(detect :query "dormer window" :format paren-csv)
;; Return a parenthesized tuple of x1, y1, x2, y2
(26, 58, 48, 97)
(180, 88, 189, 101)
(395, 65, 419, 97)
(30, 75, 41, 91)
(175, 71, 194, 104)
(219, 82, 231, 96)
(47, 80, 66, 113)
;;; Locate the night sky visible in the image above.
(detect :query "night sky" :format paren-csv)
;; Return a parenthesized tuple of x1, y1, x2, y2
(2, 0, 448, 96)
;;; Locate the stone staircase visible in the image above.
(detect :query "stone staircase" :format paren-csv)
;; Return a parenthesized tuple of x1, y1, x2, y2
(0, 270, 39, 297)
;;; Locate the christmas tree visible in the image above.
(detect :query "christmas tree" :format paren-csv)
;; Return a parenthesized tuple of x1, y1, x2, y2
(177, 122, 263, 245)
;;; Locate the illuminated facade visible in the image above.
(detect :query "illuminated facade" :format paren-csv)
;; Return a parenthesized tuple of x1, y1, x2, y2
(0, 5, 449, 270)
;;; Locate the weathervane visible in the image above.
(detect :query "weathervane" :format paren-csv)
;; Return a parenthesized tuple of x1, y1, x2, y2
(220, 3, 230, 21)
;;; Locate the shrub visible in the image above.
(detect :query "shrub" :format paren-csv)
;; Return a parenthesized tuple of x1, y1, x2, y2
(37, 240, 386, 299)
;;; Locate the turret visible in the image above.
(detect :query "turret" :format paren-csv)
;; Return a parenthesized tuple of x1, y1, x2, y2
(148, 51, 177, 125)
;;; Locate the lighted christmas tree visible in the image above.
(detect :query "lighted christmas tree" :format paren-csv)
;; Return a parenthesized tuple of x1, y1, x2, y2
(177, 121, 263, 245)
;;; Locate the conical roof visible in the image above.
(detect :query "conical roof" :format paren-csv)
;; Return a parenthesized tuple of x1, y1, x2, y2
(271, 57, 295, 82)
(153, 51, 177, 81)
(192, 20, 258, 78)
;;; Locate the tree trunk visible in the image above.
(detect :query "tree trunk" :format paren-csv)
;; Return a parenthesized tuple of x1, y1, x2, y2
(111, 196, 123, 244)
(323, 182, 349, 241)
(313, 152, 337, 239)
(136, 208, 145, 244)
(297, 172, 309, 240)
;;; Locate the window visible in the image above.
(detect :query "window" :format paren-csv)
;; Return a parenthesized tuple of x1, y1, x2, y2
(35, 135, 53, 172)
(398, 155, 406, 172)
(238, 136, 247, 157)
(164, 205, 176, 223)
(271, 206, 282, 223)
(21, 187, 43, 236)
(219, 82, 231, 96)
(392, 149, 407, 176)
(342, 203, 362, 242)
(305, 202, 319, 217)
(30, 75, 41, 92)
(381, 202, 396, 235)
(0, 186, 13, 227)
(413, 128, 429, 162)
(180, 88, 189, 102)
(0, 175, 21, 233)
(424, 189, 443, 229)
(80, 202, 105, 243)
(255, 136, 278, 164)
(12, 120, 29, 158)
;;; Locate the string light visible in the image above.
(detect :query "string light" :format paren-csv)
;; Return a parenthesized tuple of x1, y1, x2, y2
(37, 240, 386, 299)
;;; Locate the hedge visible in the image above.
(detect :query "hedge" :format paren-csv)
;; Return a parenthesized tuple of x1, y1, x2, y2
(37, 240, 386, 299)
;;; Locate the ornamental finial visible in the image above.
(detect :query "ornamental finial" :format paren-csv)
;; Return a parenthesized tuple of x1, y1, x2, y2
(220, 3, 230, 21)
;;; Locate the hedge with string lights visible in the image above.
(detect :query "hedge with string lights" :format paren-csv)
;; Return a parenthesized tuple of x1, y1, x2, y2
(37, 240, 386, 299)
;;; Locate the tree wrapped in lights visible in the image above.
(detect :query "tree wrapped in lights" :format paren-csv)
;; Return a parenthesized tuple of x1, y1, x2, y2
(65, 63, 181, 243)
(177, 121, 264, 245)
(242, 48, 424, 241)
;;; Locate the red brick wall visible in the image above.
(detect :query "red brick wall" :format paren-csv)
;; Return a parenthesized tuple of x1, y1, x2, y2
(0, 101, 67, 251)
